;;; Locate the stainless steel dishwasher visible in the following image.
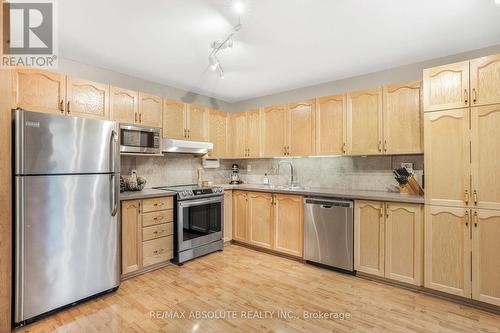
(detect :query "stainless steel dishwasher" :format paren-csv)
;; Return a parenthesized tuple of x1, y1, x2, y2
(304, 197, 354, 273)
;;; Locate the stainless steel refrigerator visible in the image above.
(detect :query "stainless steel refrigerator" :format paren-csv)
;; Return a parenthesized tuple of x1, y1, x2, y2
(14, 109, 121, 325)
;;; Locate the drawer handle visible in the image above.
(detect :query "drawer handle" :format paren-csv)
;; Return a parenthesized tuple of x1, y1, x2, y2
(153, 230, 165, 235)
(153, 249, 166, 255)
(153, 216, 164, 221)
(153, 203, 164, 207)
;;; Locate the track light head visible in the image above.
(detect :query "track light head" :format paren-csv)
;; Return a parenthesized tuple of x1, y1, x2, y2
(209, 54, 219, 71)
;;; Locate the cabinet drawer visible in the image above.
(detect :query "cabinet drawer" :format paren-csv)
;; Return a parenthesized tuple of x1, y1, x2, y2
(142, 197, 173, 213)
(143, 223, 173, 241)
(142, 209, 173, 227)
(143, 236, 173, 267)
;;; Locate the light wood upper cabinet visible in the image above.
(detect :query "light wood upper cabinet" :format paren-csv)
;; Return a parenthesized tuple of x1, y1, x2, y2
(354, 200, 385, 276)
(208, 109, 229, 158)
(288, 100, 316, 156)
(163, 99, 186, 139)
(424, 109, 470, 207)
(383, 81, 423, 154)
(66, 76, 109, 120)
(384, 203, 423, 286)
(139, 92, 162, 127)
(232, 191, 248, 242)
(187, 104, 207, 141)
(471, 104, 500, 210)
(110, 86, 138, 124)
(470, 54, 500, 107)
(122, 200, 142, 275)
(316, 95, 346, 155)
(223, 191, 233, 243)
(472, 209, 500, 306)
(274, 194, 303, 257)
(11, 69, 66, 115)
(231, 112, 248, 158)
(262, 105, 287, 157)
(423, 60, 470, 112)
(424, 205, 471, 298)
(247, 192, 274, 249)
(246, 109, 261, 158)
(347, 88, 383, 155)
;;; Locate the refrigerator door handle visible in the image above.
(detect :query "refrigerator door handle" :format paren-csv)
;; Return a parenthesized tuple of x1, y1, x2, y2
(110, 130, 118, 173)
(111, 174, 118, 217)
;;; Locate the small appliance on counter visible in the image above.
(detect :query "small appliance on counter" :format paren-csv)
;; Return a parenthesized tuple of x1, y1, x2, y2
(230, 163, 243, 184)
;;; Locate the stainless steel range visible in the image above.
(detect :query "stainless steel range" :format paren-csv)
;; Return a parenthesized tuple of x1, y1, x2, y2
(155, 185, 224, 264)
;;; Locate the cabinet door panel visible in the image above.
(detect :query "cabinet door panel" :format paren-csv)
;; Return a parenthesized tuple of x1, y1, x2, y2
(288, 100, 315, 156)
(262, 105, 287, 157)
(121, 200, 142, 275)
(274, 194, 303, 257)
(66, 77, 109, 120)
(163, 99, 186, 139)
(316, 95, 346, 155)
(471, 105, 500, 210)
(470, 54, 500, 107)
(187, 104, 207, 141)
(208, 110, 229, 158)
(347, 88, 383, 155)
(354, 200, 385, 276)
(384, 203, 423, 286)
(12, 69, 66, 115)
(139, 93, 162, 127)
(424, 206, 471, 297)
(246, 109, 261, 158)
(423, 61, 469, 111)
(223, 191, 233, 243)
(424, 109, 470, 207)
(248, 192, 274, 249)
(232, 191, 248, 242)
(110, 86, 138, 124)
(383, 81, 423, 154)
(472, 209, 500, 306)
(231, 112, 247, 158)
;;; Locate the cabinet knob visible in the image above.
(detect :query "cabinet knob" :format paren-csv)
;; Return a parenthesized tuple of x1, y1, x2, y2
(464, 89, 468, 105)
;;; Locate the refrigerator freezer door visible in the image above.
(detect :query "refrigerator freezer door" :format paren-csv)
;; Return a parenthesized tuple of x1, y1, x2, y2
(14, 109, 119, 175)
(15, 174, 120, 322)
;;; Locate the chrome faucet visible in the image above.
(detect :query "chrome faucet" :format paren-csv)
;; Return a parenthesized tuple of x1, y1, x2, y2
(278, 160, 295, 186)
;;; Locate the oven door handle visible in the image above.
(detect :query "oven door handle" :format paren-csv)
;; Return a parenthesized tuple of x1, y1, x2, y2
(178, 196, 223, 207)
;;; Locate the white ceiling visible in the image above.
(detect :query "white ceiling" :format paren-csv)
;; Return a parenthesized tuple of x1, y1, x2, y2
(59, 0, 500, 102)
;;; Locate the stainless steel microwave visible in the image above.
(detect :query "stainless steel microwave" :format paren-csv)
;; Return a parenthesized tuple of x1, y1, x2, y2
(120, 124, 161, 154)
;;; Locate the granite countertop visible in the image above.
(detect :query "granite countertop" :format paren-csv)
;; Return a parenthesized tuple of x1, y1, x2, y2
(120, 188, 176, 201)
(218, 184, 424, 204)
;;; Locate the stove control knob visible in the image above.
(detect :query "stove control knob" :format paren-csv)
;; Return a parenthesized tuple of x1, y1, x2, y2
(188, 190, 194, 196)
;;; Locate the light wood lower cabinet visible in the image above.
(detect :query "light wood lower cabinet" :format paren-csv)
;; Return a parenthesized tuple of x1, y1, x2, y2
(232, 191, 249, 242)
(121, 196, 174, 278)
(424, 205, 471, 297)
(355, 200, 423, 286)
(355, 201, 385, 276)
(274, 194, 304, 257)
(472, 209, 500, 306)
(121, 200, 142, 275)
(232, 190, 303, 257)
(223, 190, 233, 242)
(247, 192, 274, 249)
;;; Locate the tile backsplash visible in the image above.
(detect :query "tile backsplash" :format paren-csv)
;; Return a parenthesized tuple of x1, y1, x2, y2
(121, 154, 423, 192)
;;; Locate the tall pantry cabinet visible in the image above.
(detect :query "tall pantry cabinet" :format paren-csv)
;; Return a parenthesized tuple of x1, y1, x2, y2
(423, 53, 500, 306)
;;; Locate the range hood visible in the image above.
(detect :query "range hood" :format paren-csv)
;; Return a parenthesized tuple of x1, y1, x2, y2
(161, 138, 213, 155)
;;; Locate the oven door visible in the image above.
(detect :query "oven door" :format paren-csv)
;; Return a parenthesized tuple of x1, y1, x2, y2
(120, 125, 160, 154)
(177, 196, 224, 252)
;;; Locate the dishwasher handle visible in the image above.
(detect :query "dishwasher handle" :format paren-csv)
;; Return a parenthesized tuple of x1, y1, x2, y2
(304, 197, 353, 208)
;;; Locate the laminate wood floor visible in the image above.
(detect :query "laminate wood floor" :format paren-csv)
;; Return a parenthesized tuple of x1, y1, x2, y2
(15, 245, 500, 333)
